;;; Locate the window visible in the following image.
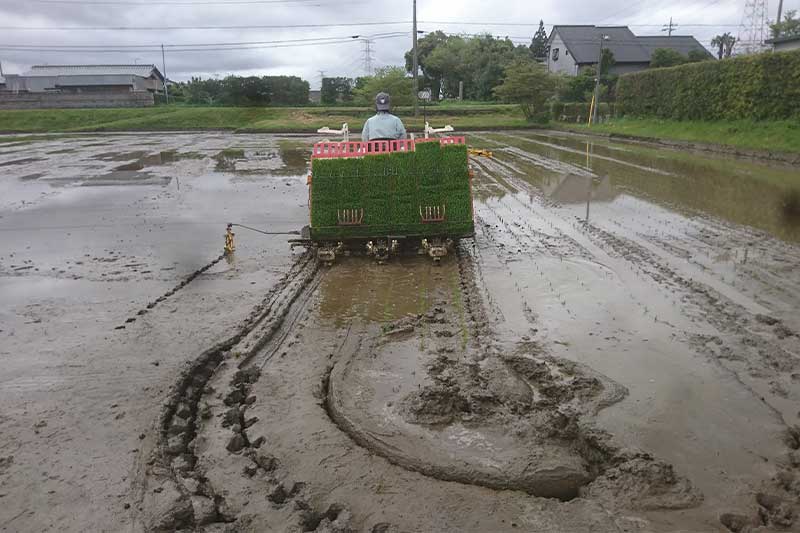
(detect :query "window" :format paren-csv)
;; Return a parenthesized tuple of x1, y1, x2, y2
(552, 48, 560, 61)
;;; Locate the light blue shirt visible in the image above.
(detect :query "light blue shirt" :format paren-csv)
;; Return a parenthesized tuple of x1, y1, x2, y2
(361, 112, 407, 141)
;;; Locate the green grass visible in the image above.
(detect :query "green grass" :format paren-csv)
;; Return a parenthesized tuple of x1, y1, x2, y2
(558, 117, 800, 154)
(0, 104, 528, 134)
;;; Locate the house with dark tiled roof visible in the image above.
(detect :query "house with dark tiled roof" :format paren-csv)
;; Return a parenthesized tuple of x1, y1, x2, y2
(765, 34, 800, 52)
(547, 25, 713, 76)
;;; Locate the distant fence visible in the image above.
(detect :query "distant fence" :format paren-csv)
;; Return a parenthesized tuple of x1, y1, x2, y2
(0, 91, 155, 109)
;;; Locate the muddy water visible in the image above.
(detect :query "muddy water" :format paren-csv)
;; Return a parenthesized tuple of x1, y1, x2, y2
(478, 130, 800, 242)
(0, 133, 315, 532)
(2, 131, 800, 532)
(467, 131, 800, 530)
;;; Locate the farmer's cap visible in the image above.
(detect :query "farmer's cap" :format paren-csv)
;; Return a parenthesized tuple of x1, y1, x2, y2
(375, 92, 391, 111)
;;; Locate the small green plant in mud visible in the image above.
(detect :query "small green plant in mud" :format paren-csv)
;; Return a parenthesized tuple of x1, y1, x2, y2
(217, 148, 245, 159)
(214, 148, 246, 171)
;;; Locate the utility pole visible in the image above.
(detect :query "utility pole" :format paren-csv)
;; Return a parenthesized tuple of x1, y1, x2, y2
(161, 44, 169, 104)
(777, 0, 784, 24)
(412, 0, 419, 117)
(662, 17, 678, 36)
(591, 34, 608, 125)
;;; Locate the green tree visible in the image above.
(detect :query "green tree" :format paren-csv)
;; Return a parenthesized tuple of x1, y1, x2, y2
(559, 69, 596, 102)
(770, 10, 800, 38)
(650, 48, 687, 68)
(687, 49, 711, 63)
(600, 48, 616, 75)
(320, 77, 353, 105)
(493, 57, 558, 122)
(265, 76, 309, 105)
(530, 20, 548, 60)
(406, 33, 527, 101)
(405, 30, 451, 100)
(711, 33, 736, 59)
(462, 34, 525, 100)
(353, 67, 414, 106)
(423, 36, 469, 99)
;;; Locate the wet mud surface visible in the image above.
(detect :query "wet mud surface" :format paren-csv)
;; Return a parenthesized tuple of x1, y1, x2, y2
(1, 131, 800, 532)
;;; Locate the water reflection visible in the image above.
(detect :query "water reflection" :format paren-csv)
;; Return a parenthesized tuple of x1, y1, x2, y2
(486, 132, 800, 243)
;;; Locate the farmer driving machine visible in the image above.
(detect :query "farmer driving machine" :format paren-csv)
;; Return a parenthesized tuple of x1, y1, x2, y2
(294, 125, 475, 265)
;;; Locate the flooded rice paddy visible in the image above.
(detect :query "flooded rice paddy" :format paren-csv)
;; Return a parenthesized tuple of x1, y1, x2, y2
(0, 131, 799, 532)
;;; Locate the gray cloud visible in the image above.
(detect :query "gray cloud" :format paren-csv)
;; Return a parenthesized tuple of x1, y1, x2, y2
(0, 0, 756, 87)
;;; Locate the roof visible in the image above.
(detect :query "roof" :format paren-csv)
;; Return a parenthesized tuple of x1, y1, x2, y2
(636, 36, 714, 58)
(54, 74, 139, 87)
(765, 34, 800, 44)
(549, 25, 651, 64)
(24, 64, 164, 80)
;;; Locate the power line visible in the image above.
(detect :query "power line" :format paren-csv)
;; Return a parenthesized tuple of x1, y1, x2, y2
(29, 0, 332, 4)
(0, 21, 409, 31)
(0, 33, 409, 54)
(0, 31, 408, 50)
(0, 20, 745, 31)
(0, 35, 399, 49)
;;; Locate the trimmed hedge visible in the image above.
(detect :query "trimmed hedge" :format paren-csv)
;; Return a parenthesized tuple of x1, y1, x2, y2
(616, 49, 800, 120)
(310, 142, 474, 241)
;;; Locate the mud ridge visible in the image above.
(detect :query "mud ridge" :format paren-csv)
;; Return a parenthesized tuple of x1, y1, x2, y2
(190, 259, 361, 532)
(135, 252, 323, 531)
(115, 253, 226, 330)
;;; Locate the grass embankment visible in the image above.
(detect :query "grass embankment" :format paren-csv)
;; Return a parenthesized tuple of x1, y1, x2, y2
(0, 104, 528, 134)
(558, 118, 800, 155)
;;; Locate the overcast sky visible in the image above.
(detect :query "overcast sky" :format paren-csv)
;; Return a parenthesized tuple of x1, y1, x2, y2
(0, 0, 790, 87)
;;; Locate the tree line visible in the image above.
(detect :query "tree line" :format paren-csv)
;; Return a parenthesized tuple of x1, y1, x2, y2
(163, 16, 799, 116)
(169, 75, 309, 106)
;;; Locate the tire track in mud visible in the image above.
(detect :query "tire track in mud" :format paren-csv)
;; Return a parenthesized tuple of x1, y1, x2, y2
(319, 247, 703, 512)
(135, 251, 329, 531)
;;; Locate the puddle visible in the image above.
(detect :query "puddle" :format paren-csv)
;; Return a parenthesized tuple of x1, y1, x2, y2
(484, 132, 800, 242)
(94, 151, 147, 162)
(542, 173, 619, 204)
(83, 170, 171, 186)
(319, 256, 444, 325)
(277, 140, 311, 175)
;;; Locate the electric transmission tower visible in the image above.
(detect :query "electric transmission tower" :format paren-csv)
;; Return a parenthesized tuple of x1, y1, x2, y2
(737, 0, 769, 54)
(361, 39, 374, 76)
